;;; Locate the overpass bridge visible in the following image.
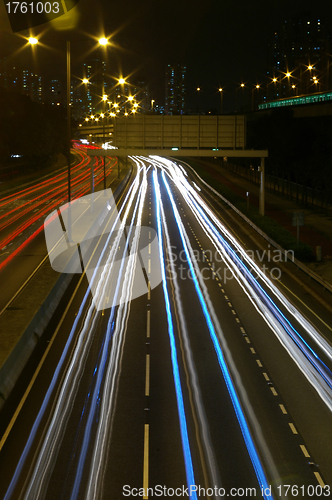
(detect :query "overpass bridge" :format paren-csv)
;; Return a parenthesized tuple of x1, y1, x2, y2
(81, 114, 268, 214)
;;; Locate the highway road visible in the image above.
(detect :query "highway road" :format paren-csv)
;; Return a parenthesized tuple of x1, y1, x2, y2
(0, 156, 331, 499)
(0, 146, 118, 313)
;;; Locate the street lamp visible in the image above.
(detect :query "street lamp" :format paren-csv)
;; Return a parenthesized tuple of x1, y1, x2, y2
(98, 37, 110, 190)
(252, 84, 260, 111)
(218, 88, 223, 114)
(29, 35, 72, 234)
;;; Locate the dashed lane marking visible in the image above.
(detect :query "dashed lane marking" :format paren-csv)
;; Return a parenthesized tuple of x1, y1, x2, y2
(279, 404, 287, 414)
(289, 423, 298, 434)
(300, 445, 310, 458)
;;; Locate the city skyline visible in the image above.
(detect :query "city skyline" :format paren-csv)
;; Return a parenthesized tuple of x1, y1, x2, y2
(1, 1, 332, 113)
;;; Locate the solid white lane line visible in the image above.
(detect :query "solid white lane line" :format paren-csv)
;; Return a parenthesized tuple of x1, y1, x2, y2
(143, 424, 149, 499)
(278, 279, 332, 332)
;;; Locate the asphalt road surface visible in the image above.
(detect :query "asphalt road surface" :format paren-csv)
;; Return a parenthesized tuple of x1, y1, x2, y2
(0, 156, 331, 500)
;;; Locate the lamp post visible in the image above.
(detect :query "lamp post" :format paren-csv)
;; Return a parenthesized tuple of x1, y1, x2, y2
(307, 65, 313, 94)
(66, 41, 71, 207)
(29, 36, 72, 232)
(239, 83, 245, 111)
(218, 88, 223, 114)
(98, 37, 109, 190)
(271, 77, 278, 100)
(252, 84, 260, 111)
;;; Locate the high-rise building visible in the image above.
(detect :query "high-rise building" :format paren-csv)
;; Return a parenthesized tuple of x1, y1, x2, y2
(83, 58, 107, 114)
(46, 79, 63, 106)
(266, 14, 331, 100)
(133, 79, 150, 113)
(0, 59, 23, 94)
(165, 64, 186, 114)
(22, 70, 43, 102)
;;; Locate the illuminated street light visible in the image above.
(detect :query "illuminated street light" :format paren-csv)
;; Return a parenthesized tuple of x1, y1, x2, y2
(119, 78, 126, 84)
(218, 88, 223, 114)
(98, 37, 108, 46)
(82, 78, 89, 84)
(286, 72, 291, 78)
(252, 84, 261, 110)
(27, 34, 71, 226)
(103, 94, 108, 101)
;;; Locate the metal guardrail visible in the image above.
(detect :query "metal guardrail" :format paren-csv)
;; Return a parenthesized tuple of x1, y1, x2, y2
(184, 161, 332, 295)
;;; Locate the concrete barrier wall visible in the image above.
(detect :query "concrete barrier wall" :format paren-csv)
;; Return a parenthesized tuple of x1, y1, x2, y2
(0, 272, 73, 408)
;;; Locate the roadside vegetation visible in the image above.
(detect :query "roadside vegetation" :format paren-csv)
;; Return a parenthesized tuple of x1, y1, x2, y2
(0, 86, 68, 172)
(186, 159, 313, 261)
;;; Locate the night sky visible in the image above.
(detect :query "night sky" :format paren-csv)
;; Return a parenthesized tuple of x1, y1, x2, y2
(1, 0, 332, 112)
